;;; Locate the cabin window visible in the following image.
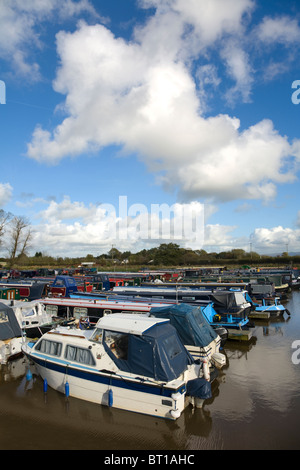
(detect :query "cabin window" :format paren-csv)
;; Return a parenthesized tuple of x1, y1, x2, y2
(35, 339, 62, 357)
(65, 345, 96, 366)
(45, 305, 58, 315)
(0, 310, 9, 323)
(90, 328, 103, 343)
(23, 307, 36, 317)
(163, 335, 182, 360)
(182, 296, 195, 301)
(104, 330, 129, 360)
(73, 307, 88, 319)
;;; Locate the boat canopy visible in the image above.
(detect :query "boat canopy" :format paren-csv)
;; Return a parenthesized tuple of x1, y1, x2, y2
(0, 302, 22, 340)
(96, 314, 194, 382)
(149, 303, 218, 347)
(98, 314, 168, 335)
(198, 291, 243, 312)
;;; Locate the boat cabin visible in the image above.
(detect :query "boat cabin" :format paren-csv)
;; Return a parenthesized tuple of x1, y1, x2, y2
(90, 314, 196, 382)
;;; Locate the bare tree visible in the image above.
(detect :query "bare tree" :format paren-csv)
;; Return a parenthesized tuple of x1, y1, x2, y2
(7, 216, 32, 268)
(0, 209, 13, 248)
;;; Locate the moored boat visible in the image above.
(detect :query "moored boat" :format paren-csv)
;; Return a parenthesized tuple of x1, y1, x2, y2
(248, 296, 288, 318)
(39, 296, 168, 324)
(22, 315, 212, 420)
(112, 286, 252, 318)
(0, 302, 23, 364)
(73, 286, 251, 340)
(0, 279, 48, 301)
(0, 299, 75, 338)
(149, 303, 226, 370)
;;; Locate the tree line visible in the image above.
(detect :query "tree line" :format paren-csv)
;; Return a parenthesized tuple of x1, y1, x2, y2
(97, 244, 296, 267)
(1, 241, 299, 271)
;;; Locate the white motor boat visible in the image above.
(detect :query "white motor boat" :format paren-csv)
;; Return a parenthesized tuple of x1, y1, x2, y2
(0, 299, 73, 338)
(22, 314, 212, 420)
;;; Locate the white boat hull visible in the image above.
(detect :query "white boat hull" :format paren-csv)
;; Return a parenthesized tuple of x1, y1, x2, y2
(22, 315, 212, 420)
(0, 337, 23, 364)
(34, 360, 187, 420)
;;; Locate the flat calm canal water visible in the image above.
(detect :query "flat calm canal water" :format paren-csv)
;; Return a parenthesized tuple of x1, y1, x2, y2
(1, 291, 300, 451)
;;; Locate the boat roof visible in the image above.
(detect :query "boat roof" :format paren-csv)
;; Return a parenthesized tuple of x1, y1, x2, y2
(112, 286, 236, 294)
(0, 299, 41, 309)
(45, 326, 95, 341)
(40, 297, 169, 311)
(96, 314, 169, 335)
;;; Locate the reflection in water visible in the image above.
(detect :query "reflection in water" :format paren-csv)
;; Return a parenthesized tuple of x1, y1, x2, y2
(1, 292, 300, 449)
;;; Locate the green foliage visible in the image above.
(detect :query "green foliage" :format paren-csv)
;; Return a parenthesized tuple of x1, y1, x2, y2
(2, 243, 299, 269)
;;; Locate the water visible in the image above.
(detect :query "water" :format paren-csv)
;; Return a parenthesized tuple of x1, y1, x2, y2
(1, 291, 300, 450)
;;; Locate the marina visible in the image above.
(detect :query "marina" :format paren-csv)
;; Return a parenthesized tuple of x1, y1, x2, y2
(1, 0, 300, 455)
(0, 283, 299, 450)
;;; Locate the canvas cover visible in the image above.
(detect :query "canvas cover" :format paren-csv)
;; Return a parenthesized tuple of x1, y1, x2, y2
(186, 377, 212, 399)
(0, 302, 22, 340)
(204, 291, 237, 312)
(112, 287, 241, 313)
(103, 321, 194, 382)
(149, 303, 218, 347)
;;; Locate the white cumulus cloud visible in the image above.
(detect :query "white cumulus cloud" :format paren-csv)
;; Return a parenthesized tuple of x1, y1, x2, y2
(256, 15, 300, 45)
(0, 183, 13, 207)
(26, 1, 300, 204)
(0, 0, 98, 80)
(250, 226, 300, 254)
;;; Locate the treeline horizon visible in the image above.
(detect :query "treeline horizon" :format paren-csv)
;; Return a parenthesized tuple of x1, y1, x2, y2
(0, 243, 298, 270)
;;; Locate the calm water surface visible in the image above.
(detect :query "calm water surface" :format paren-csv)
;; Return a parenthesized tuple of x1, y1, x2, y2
(1, 291, 300, 450)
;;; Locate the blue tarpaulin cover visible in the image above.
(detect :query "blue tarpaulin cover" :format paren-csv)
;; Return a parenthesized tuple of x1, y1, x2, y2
(104, 321, 194, 382)
(186, 377, 212, 399)
(149, 303, 218, 348)
(0, 302, 22, 340)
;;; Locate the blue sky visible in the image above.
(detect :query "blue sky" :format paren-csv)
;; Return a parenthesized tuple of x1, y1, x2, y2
(1, 0, 300, 257)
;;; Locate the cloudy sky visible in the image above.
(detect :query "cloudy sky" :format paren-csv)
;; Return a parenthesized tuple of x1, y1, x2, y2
(1, 0, 300, 257)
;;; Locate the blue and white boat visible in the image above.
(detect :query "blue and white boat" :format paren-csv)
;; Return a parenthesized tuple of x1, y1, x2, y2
(228, 288, 289, 319)
(248, 296, 287, 317)
(149, 303, 226, 370)
(22, 314, 212, 420)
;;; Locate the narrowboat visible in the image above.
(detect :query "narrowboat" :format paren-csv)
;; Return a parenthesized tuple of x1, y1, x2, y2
(0, 279, 48, 301)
